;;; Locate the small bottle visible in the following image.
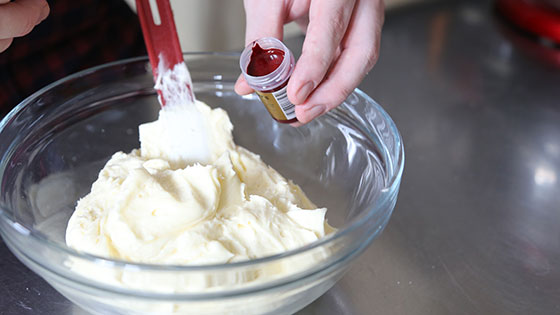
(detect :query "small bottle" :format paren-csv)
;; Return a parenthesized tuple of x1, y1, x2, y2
(240, 37, 297, 123)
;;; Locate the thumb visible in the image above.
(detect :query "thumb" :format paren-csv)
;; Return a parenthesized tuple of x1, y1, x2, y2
(242, 0, 285, 44)
(236, 0, 286, 95)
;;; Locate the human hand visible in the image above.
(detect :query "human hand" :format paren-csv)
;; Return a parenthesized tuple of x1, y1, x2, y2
(235, 0, 384, 125)
(0, 0, 49, 53)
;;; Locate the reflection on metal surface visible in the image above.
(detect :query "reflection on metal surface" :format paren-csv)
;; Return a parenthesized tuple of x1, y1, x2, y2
(298, 285, 356, 314)
(534, 166, 557, 185)
(428, 12, 450, 72)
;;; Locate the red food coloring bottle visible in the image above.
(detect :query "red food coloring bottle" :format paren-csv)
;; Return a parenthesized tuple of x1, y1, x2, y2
(240, 37, 297, 123)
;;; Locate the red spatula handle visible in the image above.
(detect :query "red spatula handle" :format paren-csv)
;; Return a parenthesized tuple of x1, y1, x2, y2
(136, 0, 184, 81)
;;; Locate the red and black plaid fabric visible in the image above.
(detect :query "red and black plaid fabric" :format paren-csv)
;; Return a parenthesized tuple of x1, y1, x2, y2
(0, 0, 146, 115)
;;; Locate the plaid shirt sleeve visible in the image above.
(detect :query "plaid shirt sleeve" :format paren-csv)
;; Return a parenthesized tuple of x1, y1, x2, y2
(0, 0, 146, 115)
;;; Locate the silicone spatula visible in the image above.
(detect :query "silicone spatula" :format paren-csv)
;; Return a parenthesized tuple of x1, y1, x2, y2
(136, 0, 191, 106)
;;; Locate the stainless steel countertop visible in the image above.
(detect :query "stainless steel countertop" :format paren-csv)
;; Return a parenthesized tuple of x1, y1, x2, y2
(2, 0, 560, 314)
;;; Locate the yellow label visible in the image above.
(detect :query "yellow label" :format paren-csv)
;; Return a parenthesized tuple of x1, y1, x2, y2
(256, 91, 288, 121)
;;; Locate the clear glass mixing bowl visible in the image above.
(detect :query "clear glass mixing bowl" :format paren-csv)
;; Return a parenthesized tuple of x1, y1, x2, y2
(0, 53, 404, 315)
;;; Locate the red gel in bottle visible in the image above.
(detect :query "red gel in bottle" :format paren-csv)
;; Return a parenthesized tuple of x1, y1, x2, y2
(247, 44, 285, 76)
(240, 37, 297, 123)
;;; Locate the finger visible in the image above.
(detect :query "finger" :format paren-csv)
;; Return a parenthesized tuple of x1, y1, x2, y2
(0, 0, 49, 39)
(287, 0, 356, 105)
(242, 0, 285, 44)
(0, 38, 13, 52)
(236, 0, 287, 95)
(294, 16, 309, 33)
(234, 75, 253, 95)
(295, 0, 384, 124)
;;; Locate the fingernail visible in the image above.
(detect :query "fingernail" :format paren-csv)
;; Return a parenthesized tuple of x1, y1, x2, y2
(295, 81, 314, 104)
(305, 105, 326, 121)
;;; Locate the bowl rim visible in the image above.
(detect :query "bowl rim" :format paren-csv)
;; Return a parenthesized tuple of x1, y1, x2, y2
(0, 52, 404, 273)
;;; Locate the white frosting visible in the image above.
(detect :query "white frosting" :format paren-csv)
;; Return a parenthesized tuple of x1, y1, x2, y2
(66, 97, 333, 264)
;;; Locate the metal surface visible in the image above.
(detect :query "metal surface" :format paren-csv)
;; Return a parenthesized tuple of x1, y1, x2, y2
(2, 0, 560, 313)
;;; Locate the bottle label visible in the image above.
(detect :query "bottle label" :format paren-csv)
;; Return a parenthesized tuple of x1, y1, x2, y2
(256, 85, 296, 121)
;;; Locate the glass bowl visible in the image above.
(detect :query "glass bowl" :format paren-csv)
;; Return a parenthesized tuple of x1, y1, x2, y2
(0, 53, 404, 315)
